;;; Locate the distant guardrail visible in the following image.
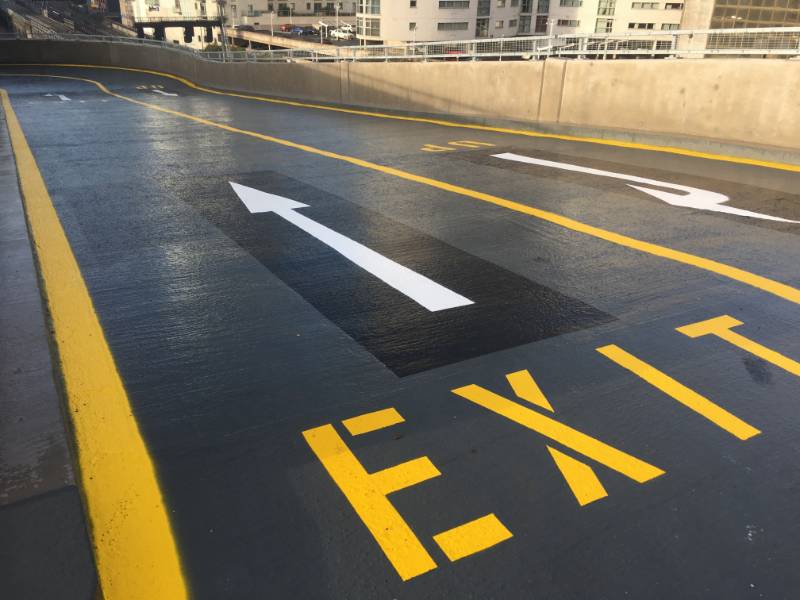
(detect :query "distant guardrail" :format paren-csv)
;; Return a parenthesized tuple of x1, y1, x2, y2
(1, 27, 800, 63)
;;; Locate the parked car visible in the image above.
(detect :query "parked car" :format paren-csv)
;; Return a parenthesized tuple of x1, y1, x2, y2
(339, 23, 354, 33)
(279, 23, 294, 32)
(330, 28, 354, 40)
(234, 24, 255, 31)
(301, 26, 317, 36)
(290, 26, 305, 35)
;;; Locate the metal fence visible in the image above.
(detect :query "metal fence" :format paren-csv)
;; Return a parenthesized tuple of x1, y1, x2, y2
(1, 27, 800, 63)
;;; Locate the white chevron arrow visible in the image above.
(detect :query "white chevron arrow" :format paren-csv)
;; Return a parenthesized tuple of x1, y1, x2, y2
(494, 152, 799, 224)
(230, 182, 474, 312)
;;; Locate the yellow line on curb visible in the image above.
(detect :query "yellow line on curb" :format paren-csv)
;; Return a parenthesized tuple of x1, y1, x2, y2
(3, 62, 800, 174)
(0, 89, 187, 599)
(4, 73, 800, 309)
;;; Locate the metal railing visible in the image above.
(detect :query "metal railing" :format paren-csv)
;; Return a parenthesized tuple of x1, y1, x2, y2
(1, 26, 799, 62)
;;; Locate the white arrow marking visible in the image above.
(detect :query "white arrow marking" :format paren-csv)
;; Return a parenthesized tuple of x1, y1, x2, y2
(494, 152, 799, 224)
(44, 93, 71, 102)
(230, 182, 474, 312)
(152, 89, 178, 97)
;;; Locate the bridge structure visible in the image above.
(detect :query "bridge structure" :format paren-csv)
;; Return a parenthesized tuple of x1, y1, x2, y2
(224, 26, 341, 54)
(1, 32, 800, 600)
(133, 15, 224, 43)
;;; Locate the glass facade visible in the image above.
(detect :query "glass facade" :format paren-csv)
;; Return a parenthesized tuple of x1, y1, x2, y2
(357, 0, 380, 15)
(710, 0, 800, 28)
(597, 0, 616, 15)
(356, 16, 380, 35)
(595, 17, 614, 30)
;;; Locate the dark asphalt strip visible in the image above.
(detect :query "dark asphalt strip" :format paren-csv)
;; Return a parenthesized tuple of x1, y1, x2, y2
(171, 171, 613, 376)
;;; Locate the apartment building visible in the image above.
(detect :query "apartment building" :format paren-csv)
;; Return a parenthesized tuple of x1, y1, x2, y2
(543, 0, 684, 35)
(681, 0, 800, 29)
(229, 1, 357, 24)
(120, 0, 357, 47)
(355, 0, 685, 43)
(121, 0, 224, 48)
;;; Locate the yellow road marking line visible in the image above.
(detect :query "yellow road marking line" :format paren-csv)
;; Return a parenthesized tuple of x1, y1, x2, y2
(598, 344, 760, 440)
(504, 369, 607, 505)
(433, 514, 513, 562)
(0, 89, 187, 599)
(546, 446, 608, 506)
(452, 140, 496, 147)
(421, 143, 456, 152)
(302, 423, 438, 581)
(3, 63, 800, 174)
(371, 457, 442, 494)
(448, 141, 493, 148)
(505, 369, 554, 412)
(5, 73, 800, 307)
(342, 407, 405, 435)
(452, 383, 665, 483)
(677, 315, 800, 377)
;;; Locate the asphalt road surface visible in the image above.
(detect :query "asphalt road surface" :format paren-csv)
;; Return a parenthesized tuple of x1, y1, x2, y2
(2, 65, 800, 600)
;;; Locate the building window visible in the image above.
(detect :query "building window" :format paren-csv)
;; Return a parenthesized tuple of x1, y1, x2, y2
(559, 0, 581, 6)
(628, 21, 655, 28)
(357, 16, 381, 34)
(497, 0, 505, 6)
(357, 0, 380, 14)
(521, 0, 532, 13)
(409, 21, 416, 29)
(534, 14, 547, 31)
(595, 17, 613, 31)
(410, 0, 416, 5)
(557, 18, 579, 25)
(597, 0, 615, 15)
(664, 2, 682, 8)
(439, 0, 470, 7)
(631, 2, 658, 8)
(509, 18, 517, 26)
(511, 0, 519, 5)
(438, 21, 469, 29)
(476, 16, 490, 35)
(495, 19, 503, 27)
(661, 22, 679, 29)
(519, 14, 531, 31)
(477, 0, 491, 15)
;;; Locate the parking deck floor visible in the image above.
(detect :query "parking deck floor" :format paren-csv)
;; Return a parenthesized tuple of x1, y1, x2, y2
(2, 65, 800, 599)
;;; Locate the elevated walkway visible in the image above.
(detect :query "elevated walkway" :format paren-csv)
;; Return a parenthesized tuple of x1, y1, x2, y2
(225, 27, 339, 55)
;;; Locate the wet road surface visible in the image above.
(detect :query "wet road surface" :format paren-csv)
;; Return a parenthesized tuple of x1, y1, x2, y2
(2, 66, 800, 599)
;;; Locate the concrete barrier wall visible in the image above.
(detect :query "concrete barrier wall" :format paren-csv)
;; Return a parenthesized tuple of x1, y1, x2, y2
(1, 40, 799, 152)
(557, 59, 800, 151)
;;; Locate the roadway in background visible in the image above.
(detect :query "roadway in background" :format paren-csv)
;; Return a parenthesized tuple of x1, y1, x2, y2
(2, 66, 800, 599)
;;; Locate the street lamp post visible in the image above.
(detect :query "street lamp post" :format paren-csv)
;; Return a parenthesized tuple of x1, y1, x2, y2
(269, 9, 274, 49)
(217, 0, 229, 61)
(335, 2, 339, 30)
(547, 17, 556, 58)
